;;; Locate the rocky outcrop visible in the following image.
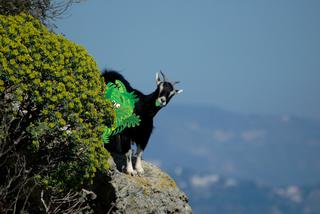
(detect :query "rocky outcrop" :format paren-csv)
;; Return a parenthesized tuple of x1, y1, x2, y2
(93, 154, 192, 214)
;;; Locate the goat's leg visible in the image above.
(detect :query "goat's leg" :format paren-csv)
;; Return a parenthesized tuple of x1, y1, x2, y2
(115, 135, 122, 153)
(135, 145, 144, 176)
(124, 148, 136, 176)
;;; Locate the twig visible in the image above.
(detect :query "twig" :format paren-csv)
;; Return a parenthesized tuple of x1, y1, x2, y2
(41, 190, 49, 213)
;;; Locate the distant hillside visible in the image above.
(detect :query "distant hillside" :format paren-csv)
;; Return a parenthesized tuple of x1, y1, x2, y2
(169, 168, 320, 214)
(142, 104, 320, 214)
(144, 104, 320, 186)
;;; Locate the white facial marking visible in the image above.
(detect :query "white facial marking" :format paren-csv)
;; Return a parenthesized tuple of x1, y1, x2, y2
(157, 82, 167, 106)
(169, 90, 176, 97)
(156, 96, 167, 107)
(159, 82, 164, 93)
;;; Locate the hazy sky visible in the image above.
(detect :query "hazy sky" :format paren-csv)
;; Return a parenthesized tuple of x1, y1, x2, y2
(56, 0, 320, 119)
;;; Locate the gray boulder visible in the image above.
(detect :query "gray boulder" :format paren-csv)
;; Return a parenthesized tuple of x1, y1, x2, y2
(93, 154, 192, 214)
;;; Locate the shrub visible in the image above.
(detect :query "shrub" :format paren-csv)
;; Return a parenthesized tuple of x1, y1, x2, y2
(0, 13, 113, 212)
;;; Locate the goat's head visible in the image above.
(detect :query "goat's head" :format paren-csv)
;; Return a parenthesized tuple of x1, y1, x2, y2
(155, 71, 183, 107)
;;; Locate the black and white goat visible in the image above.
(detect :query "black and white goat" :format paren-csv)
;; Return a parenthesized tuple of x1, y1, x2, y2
(103, 70, 183, 175)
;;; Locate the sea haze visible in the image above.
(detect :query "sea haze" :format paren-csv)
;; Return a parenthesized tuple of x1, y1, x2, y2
(145, 104, 320, 186)
(142, 104, 320, 213)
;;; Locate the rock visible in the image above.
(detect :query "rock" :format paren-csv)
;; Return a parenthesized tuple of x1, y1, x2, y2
(92, 153, 192, 214)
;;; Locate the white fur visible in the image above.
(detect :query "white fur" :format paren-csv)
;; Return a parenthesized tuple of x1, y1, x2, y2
(156, 96, 167, 107)
(169, 90, 176, 97)
(176, 89, 183, 94)
(135, 145, 144, 175)
(157, 83, 167, 106)
(125, 149, 136, 176)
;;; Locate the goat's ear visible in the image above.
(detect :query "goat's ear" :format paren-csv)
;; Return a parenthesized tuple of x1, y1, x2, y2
(176, 89, 183, 94)
(173, 81, 180, 85)
(156, 72, 161, 85)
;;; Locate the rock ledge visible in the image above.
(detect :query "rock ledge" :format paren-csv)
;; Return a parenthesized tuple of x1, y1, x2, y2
(93, 154, 192, 214)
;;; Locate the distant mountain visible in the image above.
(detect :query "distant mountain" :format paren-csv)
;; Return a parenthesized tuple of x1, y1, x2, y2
(141, 104, 320, 213)
(144, 104, 320, 186)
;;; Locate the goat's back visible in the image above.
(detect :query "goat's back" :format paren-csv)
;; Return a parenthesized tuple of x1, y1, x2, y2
(102, 70, 134, 92)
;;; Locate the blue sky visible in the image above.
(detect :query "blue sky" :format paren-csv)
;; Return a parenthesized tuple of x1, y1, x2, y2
(56, 0, 320, 119)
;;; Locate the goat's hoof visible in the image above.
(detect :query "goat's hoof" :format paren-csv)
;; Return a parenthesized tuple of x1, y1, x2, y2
(130, 170, 138, 176)
(136, 168, 144, 176)
(124, 169, 137, 176)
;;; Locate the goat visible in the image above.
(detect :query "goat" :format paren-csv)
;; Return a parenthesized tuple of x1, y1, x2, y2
(102, 70, 183, 175)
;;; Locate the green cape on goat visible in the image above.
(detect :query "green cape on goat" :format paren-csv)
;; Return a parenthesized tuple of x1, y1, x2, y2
(102, 80, 141, 144)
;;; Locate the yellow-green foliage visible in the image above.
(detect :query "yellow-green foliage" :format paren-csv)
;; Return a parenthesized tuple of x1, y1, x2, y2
(0, 13, 113, 189)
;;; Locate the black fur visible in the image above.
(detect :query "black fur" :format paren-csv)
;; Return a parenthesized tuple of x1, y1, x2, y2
(102, 70, 177, 155)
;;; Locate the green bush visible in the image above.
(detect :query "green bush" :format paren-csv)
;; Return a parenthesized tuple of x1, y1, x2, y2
(0, 12, 113, 197)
